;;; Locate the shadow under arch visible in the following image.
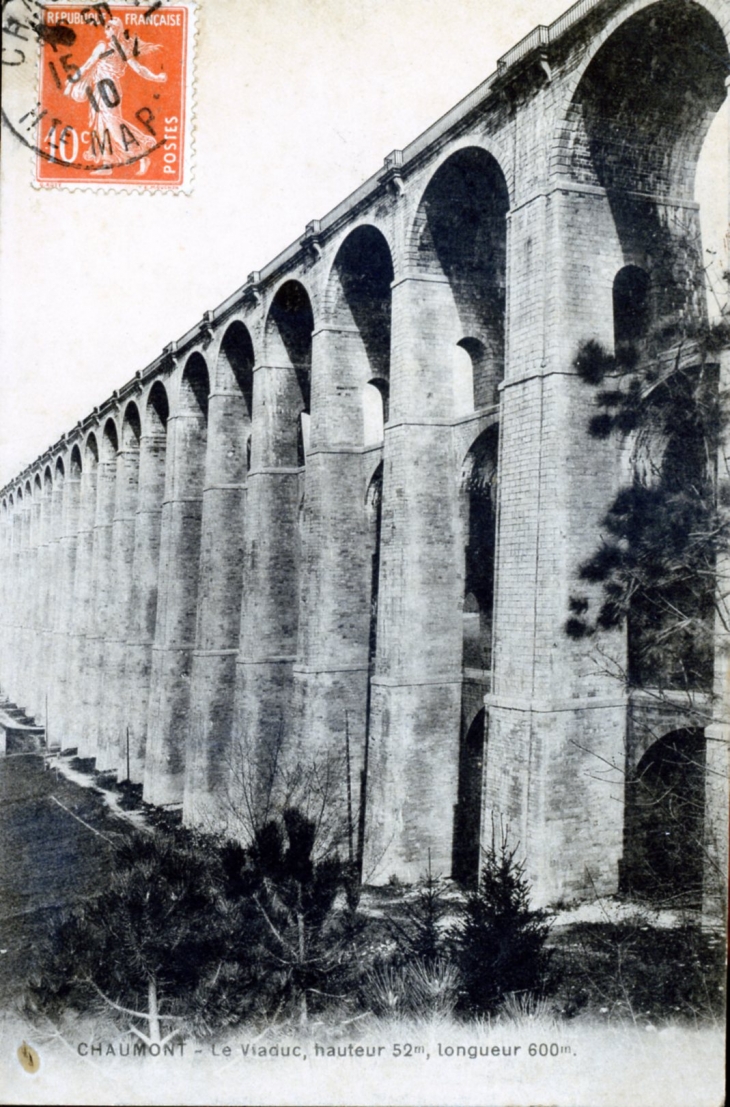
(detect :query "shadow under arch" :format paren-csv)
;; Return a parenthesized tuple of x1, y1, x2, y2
(216, 319, 254, 409)
(84, 431, 99, 467)
(410, 146, 509, 410)
(326, 225, 394, 447)
(452, 425, 499, 888)
(453, 706, 487, 887)
(613, 264, 651, 353)
(621, 726, 706, 905)
(177, 352, 210, 493)
(180, 351, 210, 421)
(147, 379, 170, 433)
(562, 0, 729, 342)
(101, 416, 119, 461)
(69, 444, 83, 478)
(460, 424, 499, 673)
(265, 280, 313, 466)
(122, 400, 142, 449)
(328, 224, 394, 392)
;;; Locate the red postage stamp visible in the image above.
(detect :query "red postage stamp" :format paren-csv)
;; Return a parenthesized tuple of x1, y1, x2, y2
(33, 2, 193, 188)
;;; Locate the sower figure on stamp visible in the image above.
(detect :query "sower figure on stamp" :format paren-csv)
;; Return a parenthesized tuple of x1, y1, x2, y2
(64, 16, 167, 176)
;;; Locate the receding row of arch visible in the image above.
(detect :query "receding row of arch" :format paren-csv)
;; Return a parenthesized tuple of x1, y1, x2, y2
(0, 252, 695, 533)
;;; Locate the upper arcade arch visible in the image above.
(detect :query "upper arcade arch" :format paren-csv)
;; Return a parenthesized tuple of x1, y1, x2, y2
(122, 402, 142, 449)
(69, 445, 83, 477)
(324, 225, 394, 448)
(559, 1, 728, 197)
(146, 380, 170, 433)
(264, 280, 314, 467)
(613, 265, 651, 352)
(622, 725, 706, 903)
(460, 424, 499, 674)
(265, 280, 313, 391)
(408, 146, 510, 413)
(215, 319, 256, 404)
(179, 352, 211, 421)
(100, 418, 119, 461)
(554, 0, 729, 133)
(325, 225, 393, 372)
(84, 431, 99, 467)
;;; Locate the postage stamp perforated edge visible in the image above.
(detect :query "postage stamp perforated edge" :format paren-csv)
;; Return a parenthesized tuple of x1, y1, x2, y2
(28, 0, 198, 194)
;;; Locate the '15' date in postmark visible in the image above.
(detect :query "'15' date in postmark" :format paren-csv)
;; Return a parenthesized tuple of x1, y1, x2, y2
(27, 2, 193, 188)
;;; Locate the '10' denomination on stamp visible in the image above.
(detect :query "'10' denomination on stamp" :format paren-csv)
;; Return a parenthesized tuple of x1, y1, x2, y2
(33, 2, 193, 188)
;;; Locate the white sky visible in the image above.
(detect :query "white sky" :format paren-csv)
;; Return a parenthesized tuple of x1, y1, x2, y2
(1, 0, 728, 488)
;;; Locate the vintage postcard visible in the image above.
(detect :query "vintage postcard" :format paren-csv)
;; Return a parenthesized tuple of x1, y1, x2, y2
(0, 0, 728, 1104)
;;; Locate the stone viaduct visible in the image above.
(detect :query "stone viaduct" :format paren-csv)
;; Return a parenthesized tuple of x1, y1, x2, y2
(1, 0, 728, 909)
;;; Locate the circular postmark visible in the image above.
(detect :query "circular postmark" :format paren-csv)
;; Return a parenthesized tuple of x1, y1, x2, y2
(2, 0, 191, 187)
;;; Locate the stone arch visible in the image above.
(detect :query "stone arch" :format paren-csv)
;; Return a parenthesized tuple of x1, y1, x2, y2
(85, 431, 99, 467)
(146, 379, 169, 433)
(453, 705, 486, 887)
(621, 726, 706, 904)
(122, 401, 142, 448)
(265, 280, 313, 467)
(101, 418, 119, 461)
(266, 280, 313, 385)
(362, 381, 387, 446)
(145, 353, 210, 805)
(70, 444, 83, 477)
(215, 319, 255, 409)
(54, 455, 65, 482)
(613, 265, 651, 352)
(555, 0, 729, 127)
(325, 224, 394, 446)
(211, 320, 254, 473)
(557, 0, 729, 338)
(179, 352, 210, 422)
(184, 319, 257, 823)
(33, 473, 41, 494)
(409, 146, 510, 411)
(120, 380, 169, 784)
(627, 448, 715, 693)
(460, 424, 499, 673)
(453, 425, 498, 887)
(177, 354, 210, 493)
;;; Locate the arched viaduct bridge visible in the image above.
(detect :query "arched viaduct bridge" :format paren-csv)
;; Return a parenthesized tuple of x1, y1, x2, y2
(2, 0, 728, 908)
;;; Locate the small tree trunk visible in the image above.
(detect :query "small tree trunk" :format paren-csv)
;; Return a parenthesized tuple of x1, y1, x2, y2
(148, 977, 161, 1044)
(297, 901, 307, 1025)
